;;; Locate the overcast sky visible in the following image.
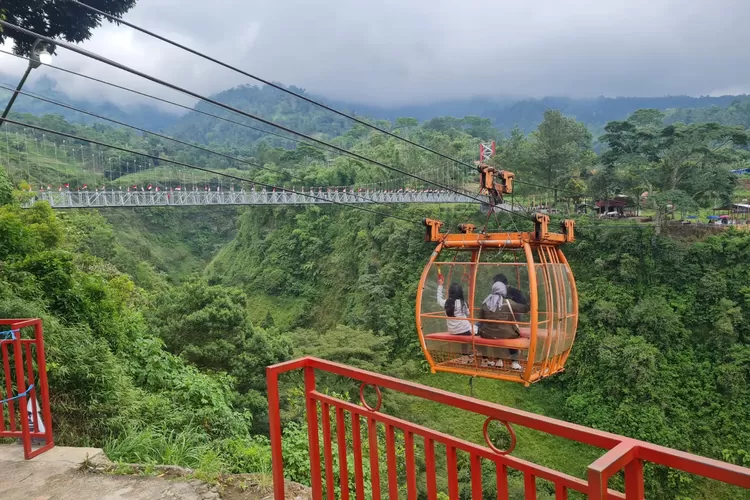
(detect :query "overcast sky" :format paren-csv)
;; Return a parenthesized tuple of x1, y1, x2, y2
(1, 0, 750, 111)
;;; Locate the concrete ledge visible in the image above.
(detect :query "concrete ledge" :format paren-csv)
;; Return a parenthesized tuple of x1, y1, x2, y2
(0, 444, 103, 464)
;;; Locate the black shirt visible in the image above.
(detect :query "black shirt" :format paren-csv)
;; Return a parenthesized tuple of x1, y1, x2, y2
(507, 286, 528, 306)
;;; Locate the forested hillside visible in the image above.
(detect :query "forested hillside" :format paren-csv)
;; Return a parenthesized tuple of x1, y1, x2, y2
(12, 76, 750, 139)
(1, 101, 749, 499)
(165, 84, 352, 147)
(666, 98, 750, 129)
(332, 95, 750, 134)
(3, 76, 179, 130)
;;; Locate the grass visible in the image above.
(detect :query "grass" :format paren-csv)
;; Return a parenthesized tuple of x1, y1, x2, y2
(245, 293, 308, 331)
(104, 426, 223, 474)
(405, 372, 603, 480)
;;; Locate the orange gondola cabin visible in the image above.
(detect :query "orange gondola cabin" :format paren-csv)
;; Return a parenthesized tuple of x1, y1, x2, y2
(416, 166, 578, 386)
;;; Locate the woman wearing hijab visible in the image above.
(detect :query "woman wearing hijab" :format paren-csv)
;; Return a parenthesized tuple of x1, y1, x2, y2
(478, 281, 530, 370)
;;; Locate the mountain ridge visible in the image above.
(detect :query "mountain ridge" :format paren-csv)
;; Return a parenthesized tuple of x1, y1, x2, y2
(6, 78, 750, 143)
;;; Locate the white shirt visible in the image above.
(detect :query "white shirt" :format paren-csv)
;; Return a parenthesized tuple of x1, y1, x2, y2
(436, 285, 476, 335)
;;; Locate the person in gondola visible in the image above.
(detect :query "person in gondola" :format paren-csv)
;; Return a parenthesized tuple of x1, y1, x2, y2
(493, 273, 528, 306)
(436, 274, 476, 336)
(479, 281, 529, 370)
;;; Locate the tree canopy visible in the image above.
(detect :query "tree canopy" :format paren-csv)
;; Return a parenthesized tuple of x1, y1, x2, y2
(0, 0, 136, 55)
(593, 110, 748, 228)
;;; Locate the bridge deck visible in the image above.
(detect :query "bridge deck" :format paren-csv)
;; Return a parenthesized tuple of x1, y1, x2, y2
(26, 190, 519, 209)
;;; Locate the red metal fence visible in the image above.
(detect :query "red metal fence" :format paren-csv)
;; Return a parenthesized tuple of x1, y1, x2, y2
(0, 318, 54, 459)
(267, 357, 750, 499)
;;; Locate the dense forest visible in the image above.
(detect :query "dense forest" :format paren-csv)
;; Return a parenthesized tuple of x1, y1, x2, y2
(333, 95, 750, 134)
(2, 90, 750, 499)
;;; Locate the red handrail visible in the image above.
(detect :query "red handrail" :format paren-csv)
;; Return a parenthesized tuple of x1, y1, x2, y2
(0, 318, 54, 459)
(267, 357, 750, 499)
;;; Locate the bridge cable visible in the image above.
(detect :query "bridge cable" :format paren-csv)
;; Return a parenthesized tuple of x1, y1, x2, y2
(0, 50, 385, 181)
(0, 117, 423, 224)
(1, 49, 472, 192)
(0, 49, 329, 153)
(0, 81, 411, 207)
(68, 0, 481, 172)
(1, 50, 587, 213)
(0, 21, 527, 221)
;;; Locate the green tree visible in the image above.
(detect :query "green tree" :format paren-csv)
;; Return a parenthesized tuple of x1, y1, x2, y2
(0, 166, 13, 205)
(152, 278, 256, 369)
(461, 116, 497, 139)
(493, 127, 530, 173)
(394, 117, 419, 131)
(150, 278, 291, 397)
(528, 110, 593, 204)
(1, 0, 137, 55)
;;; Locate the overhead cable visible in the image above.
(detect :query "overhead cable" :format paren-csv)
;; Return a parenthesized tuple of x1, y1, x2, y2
(0, 82, 402, 206)
(69, 0, 480, 172)
(0, 49, 322, 151)
(0, 22, 528, 219)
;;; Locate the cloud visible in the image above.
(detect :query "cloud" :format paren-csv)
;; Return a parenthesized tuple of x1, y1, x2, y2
(2, 0, 750, 111)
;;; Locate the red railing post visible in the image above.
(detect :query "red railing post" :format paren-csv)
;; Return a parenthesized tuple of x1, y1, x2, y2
(405, 431, 417, 500)
(496, 463, 509, 500)
(447, 446, 459, 500)
(588, 441, 639, 500)
(2, 341, 16, 431)
(524, 472, 537, 500)
(335, 408, 350, 500)
(424, 438, 438, 500)
(321, 402, 335, 500)
(470, 453, 483, 500)
(385, 424, 399, 499)
(624, 459, 645, 500)
(305, 366, 323, 500)
(367, 417, 382, 500)
(12, 331, 32, 459)
(587, 467, 607, 500)
(34, 320, 54, 447)
(351, 412, 365, 500)
(24, 343, 38, 436)
(266, 365, 285, 500)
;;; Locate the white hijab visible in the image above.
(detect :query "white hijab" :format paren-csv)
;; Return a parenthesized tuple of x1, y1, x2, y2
(482, 281, 507, 312)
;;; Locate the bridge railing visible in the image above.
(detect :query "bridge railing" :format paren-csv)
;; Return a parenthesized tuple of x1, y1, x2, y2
(266, 357, 749, 499)
(25, 189, 502, 208)
(0, 318, 54, 459)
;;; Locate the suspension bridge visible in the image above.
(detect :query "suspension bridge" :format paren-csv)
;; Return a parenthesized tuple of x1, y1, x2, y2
(27, 187, 510, 208)
(3, 126, 512, 209)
